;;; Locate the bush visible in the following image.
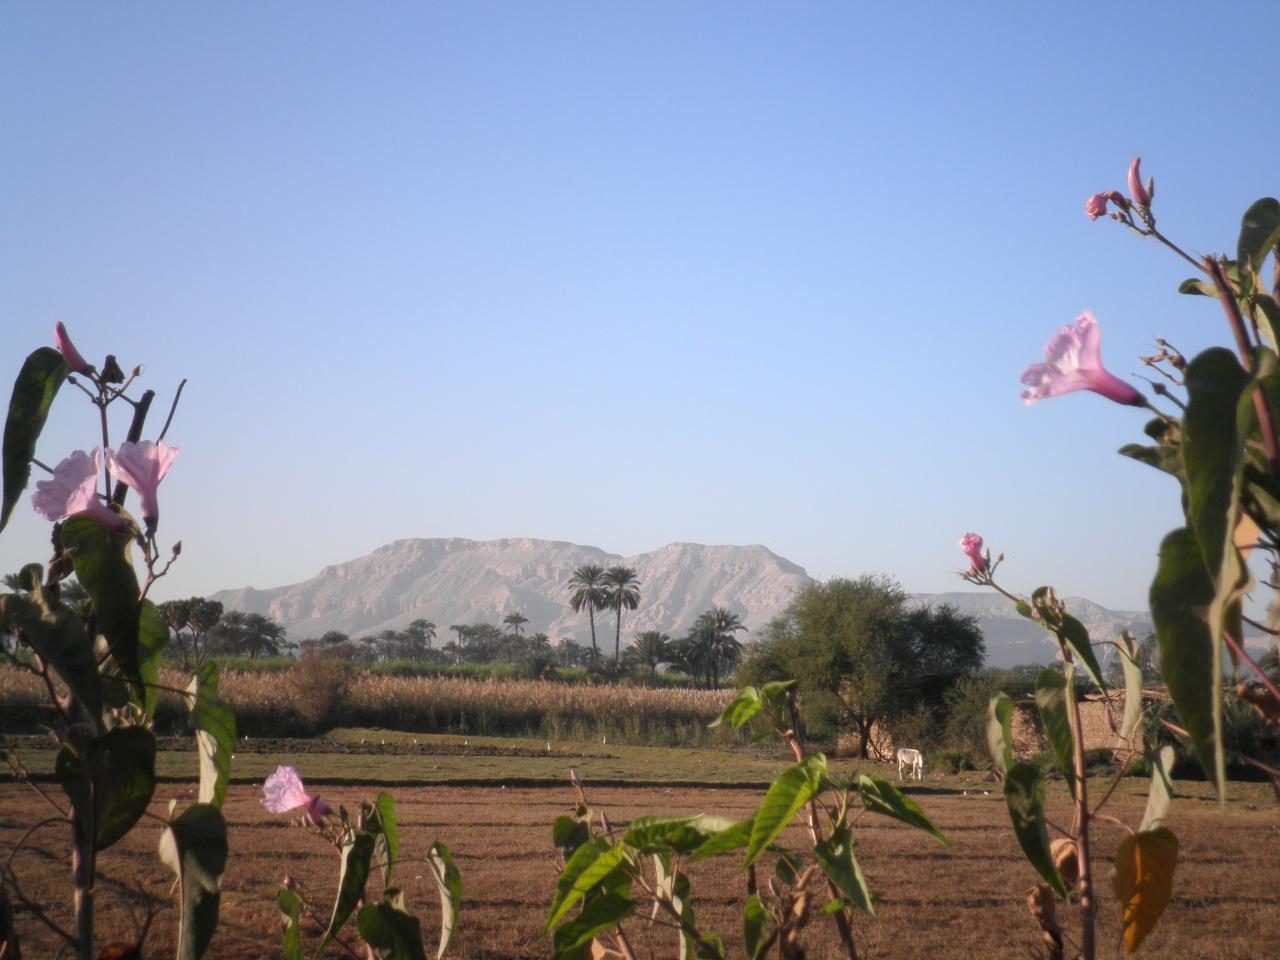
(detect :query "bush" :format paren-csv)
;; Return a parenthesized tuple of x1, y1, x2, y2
(930, 749, 976, 774)
(284, 659, 353, 732)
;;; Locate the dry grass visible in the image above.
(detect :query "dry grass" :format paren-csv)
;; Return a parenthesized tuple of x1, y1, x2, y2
(1, 776, 1276, 959)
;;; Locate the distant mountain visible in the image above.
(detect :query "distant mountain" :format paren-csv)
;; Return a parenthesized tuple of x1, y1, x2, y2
(211, 537, 1205, 667)
(211, 537, 811, 648)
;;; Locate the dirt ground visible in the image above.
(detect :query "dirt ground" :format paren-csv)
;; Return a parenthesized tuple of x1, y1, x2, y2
(2, 780, 1277, 959)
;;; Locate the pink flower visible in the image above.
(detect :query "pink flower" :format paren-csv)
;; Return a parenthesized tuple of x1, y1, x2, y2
(1127, 156, 1150, 208)
(1084, 190, 1126, 221)
(1020, 312, 1143, 407)
(106, 441, 178, 533)
(31, 449, 124, 530)
(261, 766, 329, 826)
(53, 322, 91, 375)
(959, 533, 987, 574)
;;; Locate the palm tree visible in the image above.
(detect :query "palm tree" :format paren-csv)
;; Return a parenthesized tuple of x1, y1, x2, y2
(603, 566, 641, 669)
(695, 606, 747, 687)
(567, 565, 609, 665)
(241, 613, 286, 659)
(503, 611, 529, 637)
(625, 630, 671, 677)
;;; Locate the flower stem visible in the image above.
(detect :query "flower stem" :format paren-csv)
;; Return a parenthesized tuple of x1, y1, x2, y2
(1065, 665, 1096, 960)
(108, 389, 155, 507)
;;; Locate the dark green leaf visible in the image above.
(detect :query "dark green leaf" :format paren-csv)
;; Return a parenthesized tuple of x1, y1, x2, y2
(1252, 295, 1280, 350)
(1003, 763, 1066, 898)
(61, 516, 144, 702)
(1178, 278, 1219, 297)
(357, 889, 429, 960)
(1055, 613, 1107, 693)
(56, 726, 155, 851)
(1, 347, 68, 534)
(623, 814, 735, 854)
(550, 893, 633, 960)
(552, 815, 591, 858)
(986, 693, 1014, 776)
(319, 829, 375, 952)
(158, 803, 228, 960)
(709, 686, 762, 730)
(1035, 669, 1077, 797)
(136, 600, 169, 717)
(185, 662, 235, 810)
(0, 592, 101, 720)
(743, 895, 767, 960)
(686, 816, 754, 863)
(545, 840, 628, 932)
(371, 792, 399, 888)
(1238, 198, 1280, 271)
(277, 887, 304, 960)
(1118, 443, 1184, 481)
(856, 774, 947, 847)
(1149, 527, 1223, 795)
(814, 824, 873, 915)
(745, 754, 826, 868)
(426, 841, 461, 960)
(760, 680, 795, 700)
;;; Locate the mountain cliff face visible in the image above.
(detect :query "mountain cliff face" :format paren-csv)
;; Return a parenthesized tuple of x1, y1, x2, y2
(211, 538, 812, 646)
(211, 537, 1165, 665)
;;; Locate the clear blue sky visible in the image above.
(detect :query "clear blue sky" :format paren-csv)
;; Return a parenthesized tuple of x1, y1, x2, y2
(3, 2, 1277, 611)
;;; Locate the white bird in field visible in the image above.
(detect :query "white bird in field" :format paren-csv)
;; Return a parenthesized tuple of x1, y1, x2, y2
(602, 735, 607, 745)
(546, 742, 551, 752)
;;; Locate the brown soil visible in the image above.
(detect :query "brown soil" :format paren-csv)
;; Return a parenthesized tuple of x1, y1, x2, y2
(2, 782, 1276, 959)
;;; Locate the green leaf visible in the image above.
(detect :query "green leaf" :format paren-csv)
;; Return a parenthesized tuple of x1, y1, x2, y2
(760, 680, 796, 700)
(686, 815, 754, 863)
(1149, 527, 1223, 795)
(622, 814, 736, 854)
(550, 893, 633, 960)
(1, 347, 68, 534)
(1119, 442, 1185, 481)
(371, 793, 399, 887)
(319, 829, 376, 953)
(856, 774, 948, 847)
(545, 840, 628, 932)
(745, 754, 827, 868)
(56, 726, 156, 851)
(357, 889, 429, 960)
(743, 895, 767, 960)
(1117, 632, 1145, 744)
(709, 686, 763, 730)
(552, 815, 591, 858)
(1003, 763, 1066, 898)
(1054, 613, 1107, 693)
(135, 600, 169, 717)
(1113, 828, 1179, 954)
(277, 887, 304, 960)
(158, 803, 228, 960)
(425, 841, 461, 960)
(0, 590, 102, 721)
(1178, 278, 1219, 297)
(185, 662, 235, 810)
(813, 824, 873, 915)
(1140, 745, 1176, 833)
(1252, 295, 1280, 350)
(986, 693, 1015, 776)
(61, 516, 144, 702)
(1238, 197, 1280, 271)
(1035, 668, 1077, 797)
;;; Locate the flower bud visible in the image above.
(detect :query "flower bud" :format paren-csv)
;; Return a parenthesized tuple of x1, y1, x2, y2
(53, 323, 91, 375)
(1127, 156, 1151, 208)
(101, 355, 126, 384)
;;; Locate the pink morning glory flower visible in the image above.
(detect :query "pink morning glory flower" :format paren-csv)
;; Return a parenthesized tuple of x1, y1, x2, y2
(959, 533, 987, 574)
(53, 322, 91, 375)
(261, 766, 330, 826)
(31, 449, 124, 531)
(1127, 156, 1151, 208)
(1020, 312, 1143, 407)
(1084, 190, 1126, 222)
(106, 440, 179, 533)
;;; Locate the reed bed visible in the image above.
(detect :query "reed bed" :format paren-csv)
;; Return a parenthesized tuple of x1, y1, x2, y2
(0, 665, 735, 746)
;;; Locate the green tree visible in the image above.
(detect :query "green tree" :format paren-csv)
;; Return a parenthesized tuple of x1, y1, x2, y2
(158, 596, 224, 668)
(625, 630, 671, 677)
(567, 564, 609, 665)
(697, 606, 747, 687)
(740, 575, 984, 757)
(602, 565, 641, 669)
(503, 611, 529, 637)
(402, 618, 436, 658)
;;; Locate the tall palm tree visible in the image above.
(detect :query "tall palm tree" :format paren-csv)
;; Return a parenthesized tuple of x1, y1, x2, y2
(626, 630, 671, 677)
(603, 565, 641, 669)
(696, 606, 747, 687)
(503, 611, 529, 637)
(567, 564, 609, 664)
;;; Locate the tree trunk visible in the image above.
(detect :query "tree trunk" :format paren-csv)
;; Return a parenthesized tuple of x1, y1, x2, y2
(588, 607, 599, 664)
(614, 605, 622, 669)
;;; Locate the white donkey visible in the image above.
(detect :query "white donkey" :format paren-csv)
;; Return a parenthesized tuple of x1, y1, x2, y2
(896, 747, 924, 782)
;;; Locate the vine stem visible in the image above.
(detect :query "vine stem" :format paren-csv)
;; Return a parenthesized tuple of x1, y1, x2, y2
(1065, 664, 1097, 960)
(1206, 256, 1280, 477)
(1223, 631, 1280, 704)
(785, 701, 859, 960)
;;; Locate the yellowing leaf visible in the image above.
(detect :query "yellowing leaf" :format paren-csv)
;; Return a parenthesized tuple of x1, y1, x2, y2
(1113, 828, 1178, 953)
